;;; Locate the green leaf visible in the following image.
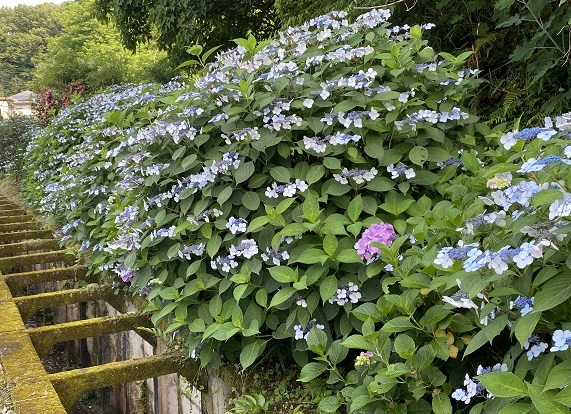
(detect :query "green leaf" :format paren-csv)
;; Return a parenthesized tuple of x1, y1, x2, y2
(464, 314, 508, 357)
(269, 287, 296, 308)
(217, 185, 233, 205)
(394, 334, 416, 359)
(514, 311, 541, 347)
(210, 322, 240, 341)
(333, 99, 360, 113)
(418, 305, 451, 326)
(270, 166, 291, 182)
(432, 392, 452, 414)
(296, 248, 328, 264)
(348, 195, 363, 222)
(306, 327, 328, 356)
(186, 44, 203, 55)
(532, 189, 564, 207)
(320, 276, 338, 302)
(381, 316, 416, 333)
(534, 274, 571, 312)
(306, 164, 325, 184)
(302, 193, 320, 222)
(319, 396, 342, 413)
(528, 384, 569, 414)
(298, 362, 328, 382)
(240, 340, 266, 370)
(268, 266, 297, 283)
(365, 176, 394, 192)
(554, 387, 571, 407)
(461, 151, 481, 174)
(411, 345, 436, 370)
(247, 216, 269, 232)
(498, 404, 534, 414)
(482, 163, 520, 177)
(322, 179, 350, 196)
(336, 248, 362, 263)
(544, 360, 571, 391)
(342, 335, 375, 351)
(379, 191, 414, 216)
(323, 233, 338, 256)
(409, 146, 429, 166)
(242, 191, 260, 210)
(234, 161, 255, 184)
(477, 372, 527, 397)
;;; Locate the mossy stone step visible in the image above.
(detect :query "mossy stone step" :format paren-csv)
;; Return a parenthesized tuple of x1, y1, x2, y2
(27, 312, 151, 357)
(48, 352, 201, 410)
(0, 251, 76, 273)
(0, 215, 33, 225)
(0, 239, 61, 257)
(0, 208, 24, 214)
(0, 229, 53, 243)
(3, 266, 90, 290)
(0, 279, 67, 413)
(14, 284, 115, 321)
(0, 222, 39, 233)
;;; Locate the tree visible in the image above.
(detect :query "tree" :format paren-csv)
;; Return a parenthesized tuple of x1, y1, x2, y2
(32, 0, 171, 94)
(0, 3, 63, 95)
(93, 0, 278, 61)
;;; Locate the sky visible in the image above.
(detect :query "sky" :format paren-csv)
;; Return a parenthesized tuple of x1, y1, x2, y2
(1, 0, 66, 7)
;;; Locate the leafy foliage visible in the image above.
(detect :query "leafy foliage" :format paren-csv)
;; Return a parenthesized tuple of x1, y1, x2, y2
(32, 0, 169, 95)
(0, 3, 63, 95)
(93, 0, 278, 61)
(0, 115, 38, 178)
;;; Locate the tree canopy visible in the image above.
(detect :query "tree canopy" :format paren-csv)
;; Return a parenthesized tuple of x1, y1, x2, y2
(93, 0, 278, 60)
(32, 0, 172, 94)
(0, 3, 63, 95)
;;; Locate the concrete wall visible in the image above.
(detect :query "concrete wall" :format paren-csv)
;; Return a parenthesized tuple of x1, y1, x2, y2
(45, 283, 208, 414)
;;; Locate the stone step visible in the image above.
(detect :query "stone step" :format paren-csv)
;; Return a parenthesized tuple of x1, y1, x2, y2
(0, 229, 54, 243)
(0, 251, 75, 273)
(3, 266, 90, 290)
(0, 208, 25, 214)
(0, 215, 33, 225)
(14, 284, 115, 321)
(0, 239, 61, 257)
(0, 221, 39, 233)
(48, 352, 200, 410)
(0, 279, 67, 413)
(27, 312, 151, 357)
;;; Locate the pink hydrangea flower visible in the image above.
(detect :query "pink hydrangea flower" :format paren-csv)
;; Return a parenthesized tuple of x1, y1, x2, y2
(355, 222, 395, 263)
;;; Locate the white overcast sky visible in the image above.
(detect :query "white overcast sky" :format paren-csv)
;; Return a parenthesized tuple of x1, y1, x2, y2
(1, 0, 66, 7)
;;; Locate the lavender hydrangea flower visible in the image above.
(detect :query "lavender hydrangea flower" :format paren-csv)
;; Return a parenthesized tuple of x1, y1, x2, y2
(355, 222, 396, 263)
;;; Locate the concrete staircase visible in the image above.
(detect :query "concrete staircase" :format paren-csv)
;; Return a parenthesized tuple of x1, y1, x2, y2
(0, 196, 200, 413)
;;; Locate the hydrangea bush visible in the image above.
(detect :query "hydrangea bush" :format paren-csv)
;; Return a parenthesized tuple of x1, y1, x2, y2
(22, 9, 571, 414)
(0, 115, 39, 178)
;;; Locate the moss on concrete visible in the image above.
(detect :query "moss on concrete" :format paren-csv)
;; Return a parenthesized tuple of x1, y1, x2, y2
(4, 266, 89, 290)
(0, 239, 61, 257)
(0, 251, 75, 273)
(49, 352, 203, 410)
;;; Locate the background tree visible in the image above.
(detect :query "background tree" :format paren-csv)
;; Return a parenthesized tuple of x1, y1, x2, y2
(0, 3, 63, 96)
(92, 0, 278, 62)
(32, 0, 173, 94)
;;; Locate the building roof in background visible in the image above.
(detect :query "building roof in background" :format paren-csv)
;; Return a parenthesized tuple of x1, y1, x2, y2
(9, 90, 36, 102)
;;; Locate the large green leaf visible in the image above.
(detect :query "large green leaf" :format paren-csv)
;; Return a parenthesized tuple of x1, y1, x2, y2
(464, 315, 508, 357)
(477, 372, 527, 397)
(528, 384, 568, 414)
(534, 273, 571, 312)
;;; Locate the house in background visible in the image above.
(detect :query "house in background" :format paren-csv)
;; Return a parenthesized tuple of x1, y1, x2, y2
(0, 90, 36, 119)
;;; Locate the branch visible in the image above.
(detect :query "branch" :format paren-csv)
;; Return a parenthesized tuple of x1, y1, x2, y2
(354, 0, 412, 10)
